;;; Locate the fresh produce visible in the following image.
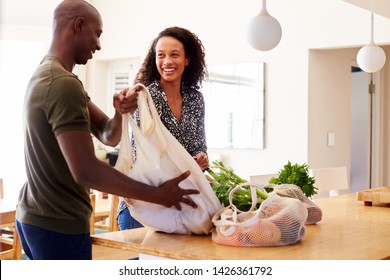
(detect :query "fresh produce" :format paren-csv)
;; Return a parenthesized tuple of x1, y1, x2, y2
(214, 219, 282, 246)
(206, 160, 269, 211)
(214, 226, 246, 246)
(269, 161, 318, 198)
(274, 185, 323, 224)
(246, 220, 282, 245)
(209, 160, 308, 247)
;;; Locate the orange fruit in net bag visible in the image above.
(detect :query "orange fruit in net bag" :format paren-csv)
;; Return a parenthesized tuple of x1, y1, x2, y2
(247, 219, 282, 245)
(214, 226, 247, 246)
(260, 204, 282, 219)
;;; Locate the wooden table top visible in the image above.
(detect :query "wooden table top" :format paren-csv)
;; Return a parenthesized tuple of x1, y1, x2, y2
(91, 191, 390, 260)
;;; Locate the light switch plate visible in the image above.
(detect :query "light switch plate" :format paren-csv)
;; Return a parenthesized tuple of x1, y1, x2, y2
(327, 131, 335, 147)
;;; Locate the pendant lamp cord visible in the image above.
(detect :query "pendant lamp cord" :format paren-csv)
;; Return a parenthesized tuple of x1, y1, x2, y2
(370, 0, 374, 43)
(369, 73, 374, 189)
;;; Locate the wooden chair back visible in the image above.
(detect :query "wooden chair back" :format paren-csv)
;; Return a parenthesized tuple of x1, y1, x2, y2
(250, 173, 278, 186)
(310, 167, 349, 198)
(90, 193, 119, 234)
(0, 203, 22, 260)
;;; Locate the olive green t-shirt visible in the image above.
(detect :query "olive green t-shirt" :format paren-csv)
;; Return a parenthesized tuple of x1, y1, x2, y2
(17, 56, 92, 234)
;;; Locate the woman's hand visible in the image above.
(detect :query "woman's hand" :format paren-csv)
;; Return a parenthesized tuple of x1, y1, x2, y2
(193, 152, 209, 171)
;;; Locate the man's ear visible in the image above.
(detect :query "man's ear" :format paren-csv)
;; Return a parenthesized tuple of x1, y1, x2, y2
(74, 17, 85, 33)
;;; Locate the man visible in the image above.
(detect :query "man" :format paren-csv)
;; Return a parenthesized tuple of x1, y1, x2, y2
(16, 0, 198, 260)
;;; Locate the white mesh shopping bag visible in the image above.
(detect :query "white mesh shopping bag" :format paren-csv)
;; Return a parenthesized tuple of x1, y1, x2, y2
(272, 184, 323, 225)
(211, 183, 307, 246)
(115, 84, 221, 235)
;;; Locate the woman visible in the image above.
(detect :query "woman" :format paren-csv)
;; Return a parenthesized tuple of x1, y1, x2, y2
(117, 26, 209, 230)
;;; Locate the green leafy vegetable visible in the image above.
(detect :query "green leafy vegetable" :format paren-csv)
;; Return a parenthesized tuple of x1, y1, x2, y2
(207, 160, 268, 211)
(268, 161, 318, 198)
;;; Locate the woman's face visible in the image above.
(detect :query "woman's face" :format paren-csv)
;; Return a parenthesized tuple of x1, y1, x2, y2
(155, 36, 189, 84)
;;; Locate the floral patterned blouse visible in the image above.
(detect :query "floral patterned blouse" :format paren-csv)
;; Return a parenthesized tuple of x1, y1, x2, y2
(117, 80, 207, 216)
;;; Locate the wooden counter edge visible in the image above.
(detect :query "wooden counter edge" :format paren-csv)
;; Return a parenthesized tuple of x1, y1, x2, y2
(91, 234, 191, 260)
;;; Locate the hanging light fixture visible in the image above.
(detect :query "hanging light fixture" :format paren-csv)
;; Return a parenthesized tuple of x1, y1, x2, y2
(356, 0, 386, 73)
(246, 0, 282, 51)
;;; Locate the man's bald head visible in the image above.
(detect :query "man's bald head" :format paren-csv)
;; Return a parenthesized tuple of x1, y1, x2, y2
(49, 0, 103, 70)
(53, 0, 101, 31)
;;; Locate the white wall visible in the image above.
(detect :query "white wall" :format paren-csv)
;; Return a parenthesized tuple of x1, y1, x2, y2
(0, 23, 52, 199)
(1, 0, 390, 186)
(308, 49, 355, 169)
(87, 0, 390, 180)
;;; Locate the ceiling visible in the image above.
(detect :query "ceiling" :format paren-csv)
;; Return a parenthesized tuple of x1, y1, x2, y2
(0, 0, 61, 26)
(343, 0, 390, 19)
(0, 0, 389, 28)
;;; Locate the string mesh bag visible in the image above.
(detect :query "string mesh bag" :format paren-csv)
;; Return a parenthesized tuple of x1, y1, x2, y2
(115, 84, 221, 235)
(211, 183, 307, 247)
(270, 184, 323, 225)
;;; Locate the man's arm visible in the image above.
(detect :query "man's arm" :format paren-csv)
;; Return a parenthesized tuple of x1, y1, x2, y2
(88, 101, 122, 146)
(56, 130, 198, 209)
(88, 88, 138, 146)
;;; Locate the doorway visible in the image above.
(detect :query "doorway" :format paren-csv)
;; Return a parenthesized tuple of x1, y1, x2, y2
(308, 47, 388, 191)
(350, 67, 381, 191)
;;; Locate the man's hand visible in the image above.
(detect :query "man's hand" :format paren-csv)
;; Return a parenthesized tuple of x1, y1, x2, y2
(157, 170, 199, 210)
(113, 86, 140, 115)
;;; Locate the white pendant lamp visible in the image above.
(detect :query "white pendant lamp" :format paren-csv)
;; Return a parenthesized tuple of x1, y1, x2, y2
(246, 0, 282, 51)
(356, 0, 386, 73)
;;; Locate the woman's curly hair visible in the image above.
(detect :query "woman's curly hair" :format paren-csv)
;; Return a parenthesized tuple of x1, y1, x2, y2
(134, 26, 207, 90)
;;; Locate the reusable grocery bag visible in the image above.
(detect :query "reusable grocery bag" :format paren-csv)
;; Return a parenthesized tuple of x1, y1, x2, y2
(115, 83, 222, 235)
(212, 183, 307, 246)
(271, 184, 323, 225)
